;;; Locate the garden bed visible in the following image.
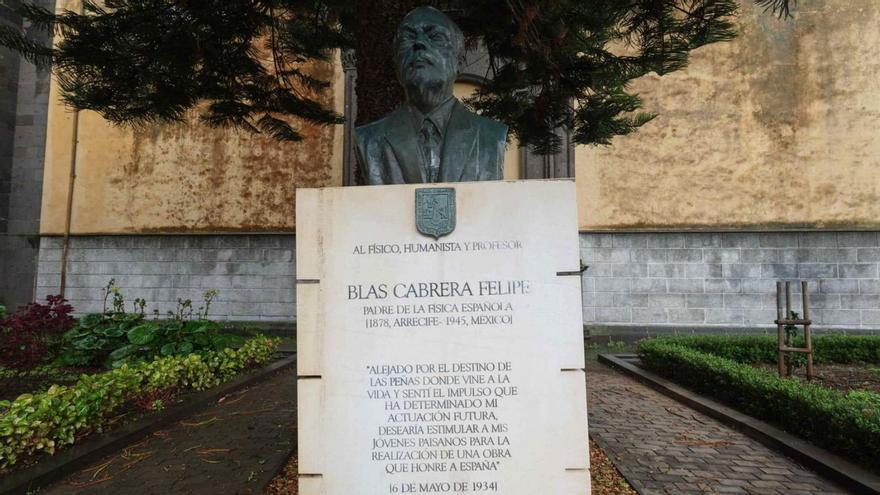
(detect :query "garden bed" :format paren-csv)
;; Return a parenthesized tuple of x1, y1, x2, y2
(1, 353, 293, 495)
(0, 336, 281, 473)
(754, 363, 880, 394)
(638, 335, 880, 473)
(0, 366, 102, 402)
(0, 283, 283, 476)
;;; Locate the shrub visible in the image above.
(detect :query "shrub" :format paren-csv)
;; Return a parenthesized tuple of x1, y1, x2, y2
(638, 338, 880, 470)
(57, 282, 241, 368)
(649, 334, 880, 366)
(0, 295, 76, 370)
(57, 313, 242, 369)
(0, 335, 279, 467)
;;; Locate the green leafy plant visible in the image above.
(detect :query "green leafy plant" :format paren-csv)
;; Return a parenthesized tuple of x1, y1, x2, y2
(58, 281, 241, 368)
(0, 336, 279, 467)
(784, 310, 800, 341)
(642, 334, 880, 366)
(0, 304, 6, 320)
(638, 337, 880, 471)
(606, 339, 629, 352)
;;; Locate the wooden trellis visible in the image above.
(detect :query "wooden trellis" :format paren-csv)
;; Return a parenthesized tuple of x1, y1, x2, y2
(775, 281, 814, 380)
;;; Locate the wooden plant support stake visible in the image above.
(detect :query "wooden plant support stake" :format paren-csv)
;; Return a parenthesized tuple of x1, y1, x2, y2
(774, 281, 814, 380)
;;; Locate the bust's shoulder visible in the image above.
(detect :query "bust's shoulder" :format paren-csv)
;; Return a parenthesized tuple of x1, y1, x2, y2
(459, 105, 508, 138)
(355, 107, 409, 143)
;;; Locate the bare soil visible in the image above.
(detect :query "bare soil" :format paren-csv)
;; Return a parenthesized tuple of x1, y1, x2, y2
(588, 439, 638, 495)
(0, 366, 102, 401)
(756, 363, 880, 394)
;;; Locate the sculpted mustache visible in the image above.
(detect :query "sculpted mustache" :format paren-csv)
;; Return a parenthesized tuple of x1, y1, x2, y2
(406, 52, 440, 67)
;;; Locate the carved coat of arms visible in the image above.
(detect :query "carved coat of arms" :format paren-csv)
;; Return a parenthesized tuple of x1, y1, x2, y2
(415, 188, 456, 239)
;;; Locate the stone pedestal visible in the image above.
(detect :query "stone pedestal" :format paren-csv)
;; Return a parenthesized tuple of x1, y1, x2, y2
(297, 180, 589, 494)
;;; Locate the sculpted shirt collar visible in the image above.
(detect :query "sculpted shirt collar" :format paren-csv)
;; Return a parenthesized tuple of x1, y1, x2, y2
(406, 96, 456, 138)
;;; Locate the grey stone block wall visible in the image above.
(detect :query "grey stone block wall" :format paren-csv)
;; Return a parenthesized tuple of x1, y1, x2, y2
(36, 235, 296, 322)
(0, 2, 22, 233)
(0, 0, 54, 310)
(580, 232, 880, 330)
(33, 231, 880, 329)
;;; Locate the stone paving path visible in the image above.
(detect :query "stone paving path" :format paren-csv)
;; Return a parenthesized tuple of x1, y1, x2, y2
(586, 356, 851, 495)
(36, 354, 853, 495)
(41, 367, 296, 495)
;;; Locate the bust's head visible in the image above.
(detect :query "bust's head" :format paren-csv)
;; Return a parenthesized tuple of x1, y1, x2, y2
(394, 7, 465, 113)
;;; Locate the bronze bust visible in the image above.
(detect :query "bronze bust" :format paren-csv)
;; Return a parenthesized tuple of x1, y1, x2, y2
(355, 7, 508, 185)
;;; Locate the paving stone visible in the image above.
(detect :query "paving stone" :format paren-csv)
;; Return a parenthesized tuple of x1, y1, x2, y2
(586, 359, 851, 495)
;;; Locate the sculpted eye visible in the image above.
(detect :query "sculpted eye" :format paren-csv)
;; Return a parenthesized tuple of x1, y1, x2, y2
(400, 27, 418, 41)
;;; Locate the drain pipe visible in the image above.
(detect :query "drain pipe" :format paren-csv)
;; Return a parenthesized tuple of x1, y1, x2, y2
(59, 109, 80, 298)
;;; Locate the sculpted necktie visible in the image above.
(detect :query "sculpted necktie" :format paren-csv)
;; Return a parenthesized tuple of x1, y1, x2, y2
(420, 118, 441, 183)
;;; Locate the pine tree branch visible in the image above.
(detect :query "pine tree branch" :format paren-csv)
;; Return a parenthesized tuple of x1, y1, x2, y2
(0, 24, 53, 68)
(0, 0, 793, 153)
(755, 0, 794, 19)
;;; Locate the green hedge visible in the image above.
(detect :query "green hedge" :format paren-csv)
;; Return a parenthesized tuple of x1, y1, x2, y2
(638, 338, 880, 470)
(0, 336, 279, 467)
(650, 334, 880, 365)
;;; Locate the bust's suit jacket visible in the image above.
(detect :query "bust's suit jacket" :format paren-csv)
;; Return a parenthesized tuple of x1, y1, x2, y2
(355, 99, 508, 185)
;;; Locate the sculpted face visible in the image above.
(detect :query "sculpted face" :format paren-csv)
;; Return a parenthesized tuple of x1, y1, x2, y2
(394, 7, 464, 112)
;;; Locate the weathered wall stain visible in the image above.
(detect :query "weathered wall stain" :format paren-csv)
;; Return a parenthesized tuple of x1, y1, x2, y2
(41, 59, 341, 234)
(577, 0, 880, 231)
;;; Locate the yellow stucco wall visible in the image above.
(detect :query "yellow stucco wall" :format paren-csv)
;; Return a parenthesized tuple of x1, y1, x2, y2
(41, 40, 344, 234)
(577, 0, 880, 231)
(41, 1, 879, 234)
(40, 70, 514, 234)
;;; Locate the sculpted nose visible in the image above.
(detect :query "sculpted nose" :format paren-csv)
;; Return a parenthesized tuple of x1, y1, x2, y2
(412, 40, 426, 51)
